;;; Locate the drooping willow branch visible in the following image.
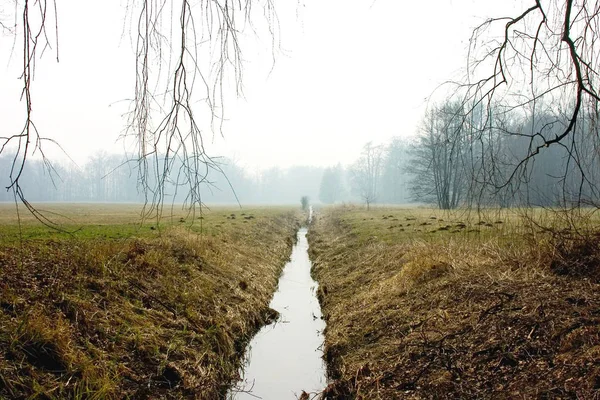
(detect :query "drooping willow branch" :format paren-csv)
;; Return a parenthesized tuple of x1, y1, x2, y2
(1, 0, 61, 226)
(3, 0, 278, 225)
(124, 0, 278, 222)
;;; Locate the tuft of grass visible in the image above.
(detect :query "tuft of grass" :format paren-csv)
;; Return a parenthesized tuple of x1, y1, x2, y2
(0, 204, 301, 399)
(309, 205, 600, 399)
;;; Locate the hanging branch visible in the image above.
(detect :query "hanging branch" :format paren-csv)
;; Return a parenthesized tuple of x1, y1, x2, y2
(124, 0, 279, 223)
(1, 0, 61, 227)
(2, 1, 279, 224)
(457, 0, 600, 206)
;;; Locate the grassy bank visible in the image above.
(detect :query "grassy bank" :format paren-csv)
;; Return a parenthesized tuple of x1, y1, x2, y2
(0, 204, 300, 399)
(308, 205, 600, 399)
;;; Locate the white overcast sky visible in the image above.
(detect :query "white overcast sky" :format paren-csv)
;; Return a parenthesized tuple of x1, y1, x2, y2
(0, 0, 521, 171)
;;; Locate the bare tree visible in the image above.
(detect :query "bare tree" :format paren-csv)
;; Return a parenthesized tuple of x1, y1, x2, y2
(409, 101, 467, 210)
(0, 0, 61, 225)
(350, 142, 383, 210)
(125, 0, 279, 221)
(461, 0, 600, 206)
(380, 137, 409, 204)
(300, 195, 309, 210)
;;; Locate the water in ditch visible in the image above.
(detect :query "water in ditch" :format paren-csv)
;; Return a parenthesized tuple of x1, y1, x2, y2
(229, 225, 326, 399)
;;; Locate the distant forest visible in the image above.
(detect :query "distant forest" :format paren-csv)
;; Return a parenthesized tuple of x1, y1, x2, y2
(1, 118, 596, 208)
(0, 142, 411, 206)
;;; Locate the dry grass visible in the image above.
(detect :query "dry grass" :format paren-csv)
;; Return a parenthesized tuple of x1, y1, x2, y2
(0, 204, 301, 399)
(308, 205, 600, 399)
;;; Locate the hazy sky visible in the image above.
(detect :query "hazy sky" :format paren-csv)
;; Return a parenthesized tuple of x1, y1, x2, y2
(0, 0, 520, 171)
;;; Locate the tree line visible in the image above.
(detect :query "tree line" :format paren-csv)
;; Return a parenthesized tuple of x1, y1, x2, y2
(4, 100, 598, 210)
(0, 153, 325, 205)
(405, 100, 600, 210)
(321, 101, 600, 210)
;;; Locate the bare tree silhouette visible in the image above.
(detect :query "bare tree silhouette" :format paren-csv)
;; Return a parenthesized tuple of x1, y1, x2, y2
(409, 101, 467, 210)
(460, 0, 600, 206)
(0, 0, 62, 226)
(350, 142, 383, 210)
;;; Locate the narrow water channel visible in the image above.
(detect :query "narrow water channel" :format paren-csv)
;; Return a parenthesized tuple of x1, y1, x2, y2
(229, 225, 326, 399)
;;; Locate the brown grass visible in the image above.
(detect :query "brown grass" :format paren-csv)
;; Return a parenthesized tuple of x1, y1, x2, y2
(0, 204, 301, 399)
(308, 205, 600, 399)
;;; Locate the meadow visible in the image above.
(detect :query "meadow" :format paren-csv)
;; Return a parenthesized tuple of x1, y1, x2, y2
(309, 205, 600, 399)
(0, 203, 301, 399)
(3, 202, 599, 399)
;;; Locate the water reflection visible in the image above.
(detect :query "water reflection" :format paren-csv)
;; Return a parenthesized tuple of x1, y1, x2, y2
(230, 227, 326, 399)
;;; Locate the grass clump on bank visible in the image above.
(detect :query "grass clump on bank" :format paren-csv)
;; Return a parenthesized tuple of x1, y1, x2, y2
(0, 204, 300, 399)
(308, 205, 600, 399)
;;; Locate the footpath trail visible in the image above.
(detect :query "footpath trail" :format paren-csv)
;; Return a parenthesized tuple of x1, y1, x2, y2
(308, 206, 600, 399)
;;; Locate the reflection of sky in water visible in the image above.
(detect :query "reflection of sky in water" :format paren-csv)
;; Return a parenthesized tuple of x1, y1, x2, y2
(231, 228, 326, 399)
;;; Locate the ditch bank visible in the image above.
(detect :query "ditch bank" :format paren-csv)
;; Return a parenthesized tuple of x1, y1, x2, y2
(308, 206, 600, 399)
(0, 209, 300, 399)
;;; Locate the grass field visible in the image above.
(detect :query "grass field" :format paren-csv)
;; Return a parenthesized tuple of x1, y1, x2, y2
(0, 203, 301, 241)
(309, 204, 600, 399)
(0, 203, 301, 399)
(3, 202, 599, 399)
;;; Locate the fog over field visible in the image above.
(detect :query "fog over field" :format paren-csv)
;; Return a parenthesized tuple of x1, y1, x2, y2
(1, 1, 549, 210)
(2, 1, 505, 170)
(3, 2, 600, 399)
(3, 1, 596, 210)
